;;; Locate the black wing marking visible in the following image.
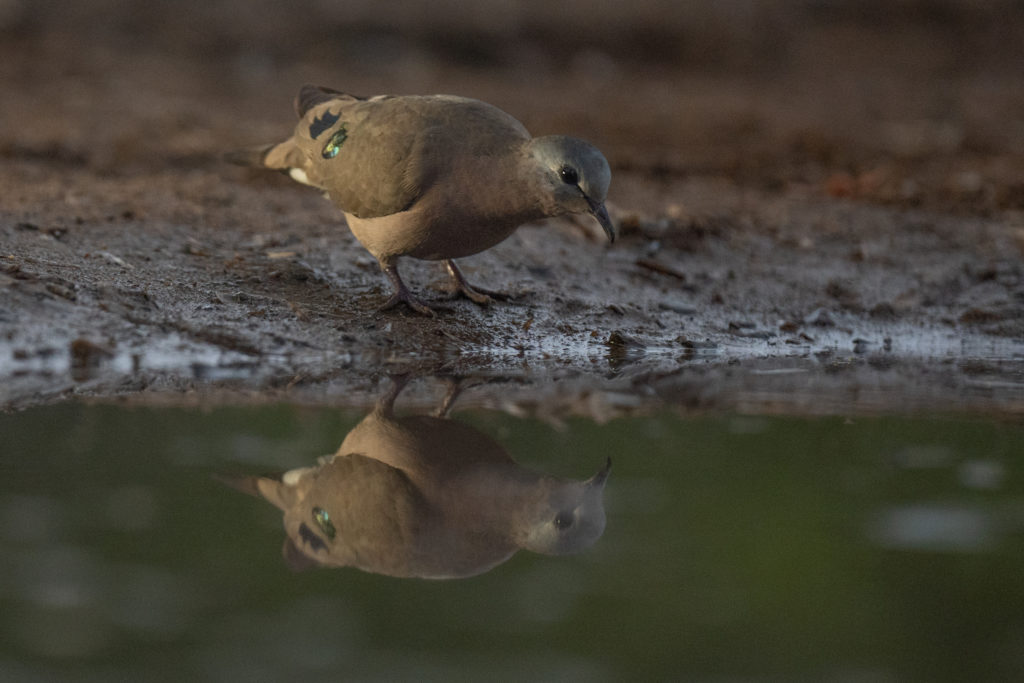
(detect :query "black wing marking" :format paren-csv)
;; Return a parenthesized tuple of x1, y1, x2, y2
(309, 109, 340, 140)
(298, 522, 327, 552)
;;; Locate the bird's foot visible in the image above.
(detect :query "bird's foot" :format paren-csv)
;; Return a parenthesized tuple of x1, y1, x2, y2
(447, 281, 511, 305)
(379, 289, 436, 316)
(444, 260, 509, 306)
(379, 261, 437, 316)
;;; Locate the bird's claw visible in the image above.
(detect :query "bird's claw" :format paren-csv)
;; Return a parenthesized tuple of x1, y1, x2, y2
(380, 291, 436, 316)
(446, 282, 509, 305)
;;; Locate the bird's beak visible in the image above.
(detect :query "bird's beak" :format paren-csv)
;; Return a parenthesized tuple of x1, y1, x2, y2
(585, 457, 612, 489)
(586, 197, 616, 243)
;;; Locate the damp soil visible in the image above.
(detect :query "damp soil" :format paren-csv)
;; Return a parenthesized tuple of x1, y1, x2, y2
(2, 3, 1023, 415)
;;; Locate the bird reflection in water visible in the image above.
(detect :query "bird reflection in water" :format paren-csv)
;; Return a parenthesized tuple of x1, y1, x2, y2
(219, 378, 611, 579)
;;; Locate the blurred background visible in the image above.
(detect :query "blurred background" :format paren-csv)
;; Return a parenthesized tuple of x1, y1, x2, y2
(2, 0, 1024, 215)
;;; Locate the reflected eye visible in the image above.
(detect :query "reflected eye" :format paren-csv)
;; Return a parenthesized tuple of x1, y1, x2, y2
(312, 506, 336, 539)
(559, 166, 579, 185)
(553, 512, 574, 530)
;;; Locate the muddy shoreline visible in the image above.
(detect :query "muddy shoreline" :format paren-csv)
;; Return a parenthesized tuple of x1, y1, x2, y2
(2, 3, 1023, 414)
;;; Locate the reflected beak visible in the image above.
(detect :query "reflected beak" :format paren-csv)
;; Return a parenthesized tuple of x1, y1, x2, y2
(586, 197, 616, 243)
(586, 457, 612, 489)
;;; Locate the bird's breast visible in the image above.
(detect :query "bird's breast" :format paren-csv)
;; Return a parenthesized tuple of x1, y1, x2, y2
(406, 212, 525, 261)
(345, 197, 540, 262)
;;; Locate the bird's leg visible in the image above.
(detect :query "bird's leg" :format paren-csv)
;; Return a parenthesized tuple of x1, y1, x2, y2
(434, 376, 464, 418)
(379, 260, 435, 316)
(435, 375, 491, 417)
(444, 260, 508, 304)
(377, 373, 411, 416)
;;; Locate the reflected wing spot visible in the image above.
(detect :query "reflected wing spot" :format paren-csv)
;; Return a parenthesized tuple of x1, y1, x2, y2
(298, 522, 327, 551)
(313, 506, 336, 539)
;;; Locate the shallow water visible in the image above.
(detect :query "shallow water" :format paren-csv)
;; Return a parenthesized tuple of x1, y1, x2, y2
(2, 397, 1024, 682)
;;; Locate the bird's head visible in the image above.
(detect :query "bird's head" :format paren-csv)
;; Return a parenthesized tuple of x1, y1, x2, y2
(521, 458, 611, 555)
(528, 135, 614, 242)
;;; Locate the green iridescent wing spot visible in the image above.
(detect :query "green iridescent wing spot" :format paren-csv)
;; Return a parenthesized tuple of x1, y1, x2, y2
(321, 124, 348, 159)
(312, 506, 336, 539)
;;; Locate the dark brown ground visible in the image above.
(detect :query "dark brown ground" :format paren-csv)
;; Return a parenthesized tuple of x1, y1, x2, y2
(2, 1, 1023, 416)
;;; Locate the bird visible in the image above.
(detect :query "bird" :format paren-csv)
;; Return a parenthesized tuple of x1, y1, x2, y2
(231, 85, 614, 315)
(217, 377, 611, 579)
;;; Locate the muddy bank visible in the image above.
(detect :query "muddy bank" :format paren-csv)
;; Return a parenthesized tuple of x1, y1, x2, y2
(2, 2, 1023, 414)
(4, 166, 1021, 415)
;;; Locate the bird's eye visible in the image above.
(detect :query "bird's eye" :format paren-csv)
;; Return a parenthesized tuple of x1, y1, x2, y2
(559, 166, 579, 185)
(553, 512, 575, 530)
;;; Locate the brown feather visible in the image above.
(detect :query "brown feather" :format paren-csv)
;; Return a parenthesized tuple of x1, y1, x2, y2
(222, 144, 275, 168)
(294, 84, 359, 118)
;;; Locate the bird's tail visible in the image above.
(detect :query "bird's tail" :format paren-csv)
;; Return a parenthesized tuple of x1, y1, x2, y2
(212, 471, 278, 497)
(225, 139, 314, 187)
(214, 471, 292, 509)
(222, 144, 276, 168)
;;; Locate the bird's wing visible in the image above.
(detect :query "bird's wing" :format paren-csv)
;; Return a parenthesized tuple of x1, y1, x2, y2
(294, 83, 348, 118)
(281, 453, 433, 573)
(263, 86, 530, 219)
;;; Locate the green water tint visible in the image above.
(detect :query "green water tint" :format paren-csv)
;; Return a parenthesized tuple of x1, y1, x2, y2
(2, 402, 1022, 681)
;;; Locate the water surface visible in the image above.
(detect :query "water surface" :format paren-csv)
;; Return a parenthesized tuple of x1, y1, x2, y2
(2, 400, 1023, 681)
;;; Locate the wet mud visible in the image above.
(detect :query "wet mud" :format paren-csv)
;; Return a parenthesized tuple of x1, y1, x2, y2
(2, 2, 1023, 415)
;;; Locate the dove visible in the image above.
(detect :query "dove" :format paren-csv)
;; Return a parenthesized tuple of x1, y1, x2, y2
(232, 85, 614, 315)
(218, 377, 610, 579)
